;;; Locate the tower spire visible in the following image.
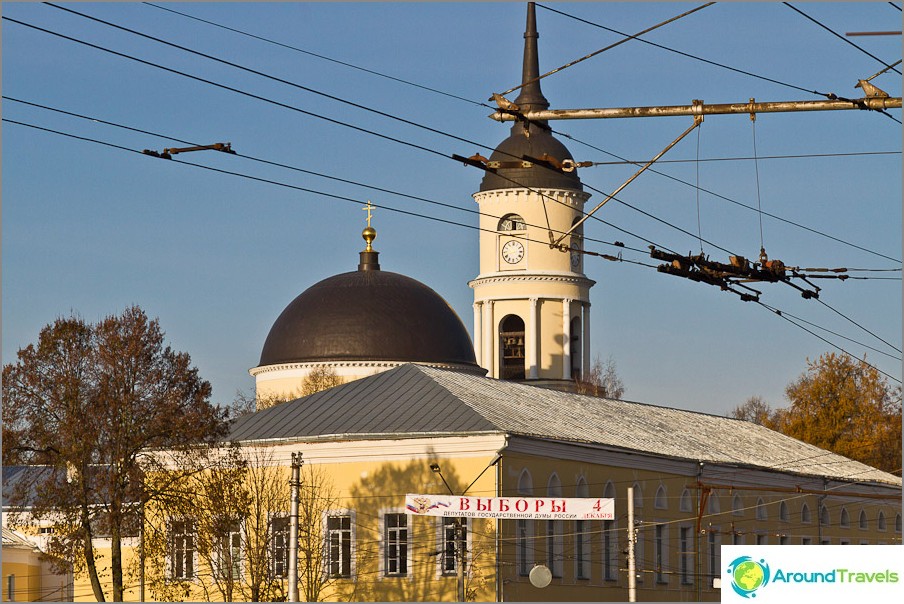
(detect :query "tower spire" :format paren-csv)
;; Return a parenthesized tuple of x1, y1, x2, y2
(513, 2, 549, 113)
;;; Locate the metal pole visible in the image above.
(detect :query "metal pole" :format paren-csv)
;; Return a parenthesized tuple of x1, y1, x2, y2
(490, 96, 902, 122)
(457, 519, 466, 602)
(288, 452, 303, 602)
(627, 486, 636, 603)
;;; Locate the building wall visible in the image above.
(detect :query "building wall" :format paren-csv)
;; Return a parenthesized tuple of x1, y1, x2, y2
(495, 445, 902, 602)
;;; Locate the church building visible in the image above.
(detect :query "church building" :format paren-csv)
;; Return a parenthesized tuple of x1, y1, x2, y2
(4, 4, 901, 603)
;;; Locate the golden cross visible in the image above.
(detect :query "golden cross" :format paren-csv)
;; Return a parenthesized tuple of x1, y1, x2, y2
(362, 201, 375, 227)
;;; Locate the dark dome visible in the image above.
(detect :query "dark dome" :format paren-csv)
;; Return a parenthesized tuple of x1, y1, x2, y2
(259, 268, 479, 369)
(479, 122, 583, 192)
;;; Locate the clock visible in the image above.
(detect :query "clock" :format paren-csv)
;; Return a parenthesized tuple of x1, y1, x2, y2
(502, 240, 524, 264)
(570, 241, 581, 268)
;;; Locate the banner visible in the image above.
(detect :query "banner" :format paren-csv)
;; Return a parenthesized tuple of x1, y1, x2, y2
(721, 545, 904, 602)
(405, 493, 614, 520)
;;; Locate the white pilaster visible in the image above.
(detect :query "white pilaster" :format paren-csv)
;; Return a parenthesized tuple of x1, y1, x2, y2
(562, 298, 572, 380)
(482, 301, 495, 378)
(528, 297, 539, 379)
(582, 302, 591, 379)
(473, 302, 482, 367)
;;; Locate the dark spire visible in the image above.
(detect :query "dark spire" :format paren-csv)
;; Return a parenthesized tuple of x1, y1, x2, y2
(513, 2, 549, 113)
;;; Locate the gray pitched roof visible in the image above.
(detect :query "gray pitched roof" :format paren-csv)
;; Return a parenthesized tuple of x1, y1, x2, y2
(228, 364, 901, 486)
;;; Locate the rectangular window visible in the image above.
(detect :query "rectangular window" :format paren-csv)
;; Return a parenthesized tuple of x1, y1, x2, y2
(7, 574, 15, 602)
(707, 531, 720, 580)
(441, 517, 467, 576)
(517, 519, 530, 576)
(655, 524, 666, 584)
(756, 533, 767, 545)
(327, 515, 352, 578)
(779, 535, 789, 545)
(171, 520, 195, 580)
(271, 516, 289, 579)
(217, 521, 242, 580)
(575, 520, 590, 579)
(679, 527, 693, 585)
(802, 536, 812, 545)
(546, 519, 562, 578)
(603, 520, 616, 581)
(384, 513, 408, 577)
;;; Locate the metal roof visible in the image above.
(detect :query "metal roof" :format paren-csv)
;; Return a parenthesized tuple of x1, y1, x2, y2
(228, 364, 901, 486)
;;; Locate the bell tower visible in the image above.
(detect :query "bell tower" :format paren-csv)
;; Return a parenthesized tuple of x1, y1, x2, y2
(469, 2, 594, 390)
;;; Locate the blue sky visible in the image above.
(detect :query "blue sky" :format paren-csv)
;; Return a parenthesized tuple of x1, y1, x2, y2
(2, 2, 901, 416)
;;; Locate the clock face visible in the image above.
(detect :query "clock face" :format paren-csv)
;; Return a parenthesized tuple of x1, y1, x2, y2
(570, 242, 581, 268)
(502, 239, 524, 264)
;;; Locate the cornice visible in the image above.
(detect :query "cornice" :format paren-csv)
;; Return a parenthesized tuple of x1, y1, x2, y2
(249, 360, 485, 378)
(468, 272, 596, 289)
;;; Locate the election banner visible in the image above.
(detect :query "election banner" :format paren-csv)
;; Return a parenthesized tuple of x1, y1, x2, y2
(405, 494, 614, 520)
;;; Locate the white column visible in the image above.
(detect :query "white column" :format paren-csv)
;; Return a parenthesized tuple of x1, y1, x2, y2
(562, 298, 572, 380)
(483, 301, 495, 378)
(582, 302, 591, 379)
(473, 302, 482, 367)
(528, 297, 539, 379)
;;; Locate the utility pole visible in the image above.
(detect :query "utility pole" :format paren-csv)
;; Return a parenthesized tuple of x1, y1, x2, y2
(288, 452, 303, 602)
(627, 486, 636, 603)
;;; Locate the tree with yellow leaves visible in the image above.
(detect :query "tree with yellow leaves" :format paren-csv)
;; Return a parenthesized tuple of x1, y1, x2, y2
(769, 353, 901, 476)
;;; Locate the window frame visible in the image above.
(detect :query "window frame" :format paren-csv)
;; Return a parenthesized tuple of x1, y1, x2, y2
(383, 511, 409, 578)
(325, 512, 355, 579)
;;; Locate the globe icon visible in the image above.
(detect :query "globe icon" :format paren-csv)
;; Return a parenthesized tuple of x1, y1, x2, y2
(733, 560, 765, 592)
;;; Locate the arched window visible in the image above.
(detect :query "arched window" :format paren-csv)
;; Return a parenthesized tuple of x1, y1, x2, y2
(878, 511, 887, 531)
(654, 485, 667, 509)
(732, 494, 743, 516)
(801, 503, 811, 524)
(840, 507, 850, 528)
(680, 489, 693, 513)
(780, 501, 790, 522)
(708, 493, 720, 516)
(859, 510, 868, 530)
(570, 316, 582, 379)
(896, 514, 901, 533)
(755, 498, 767, 521)
(632, 483, 643, 509)
(820, 505, 830, 526)
(498, 214, 526, 231)
(499, 315, 525, 380)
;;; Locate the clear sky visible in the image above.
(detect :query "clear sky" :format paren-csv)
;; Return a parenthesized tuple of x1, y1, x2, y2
(2, 2, 901, 417)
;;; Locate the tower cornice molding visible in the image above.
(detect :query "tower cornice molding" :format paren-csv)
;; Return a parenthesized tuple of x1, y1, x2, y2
(468, 272, 596, 289)
(472, 188, 591, 206)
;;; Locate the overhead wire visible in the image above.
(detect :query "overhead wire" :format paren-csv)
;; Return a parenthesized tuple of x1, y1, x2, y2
(119, 0, 902, 263)
(10, 9, 670, 256)
(141, 2, 485, 108)
(1, 96, 644, 256)
(497, 2, 716, 97)
(6, 115, 898, 387)
(536, 3, 845, 99)
(783, 2, 902, 76)
(43, 1, 900, 266)
(755, 300, 901, 383)
(6, 11, 901, 375)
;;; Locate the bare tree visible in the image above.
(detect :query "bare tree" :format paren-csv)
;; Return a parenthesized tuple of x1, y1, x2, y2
(575, 356, 626, 399)
(299, 367, 344, 397)
(728, 395, 774, 425)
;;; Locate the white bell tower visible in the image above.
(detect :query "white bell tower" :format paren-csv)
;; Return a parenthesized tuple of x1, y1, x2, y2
(470, 2, 594, 390)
